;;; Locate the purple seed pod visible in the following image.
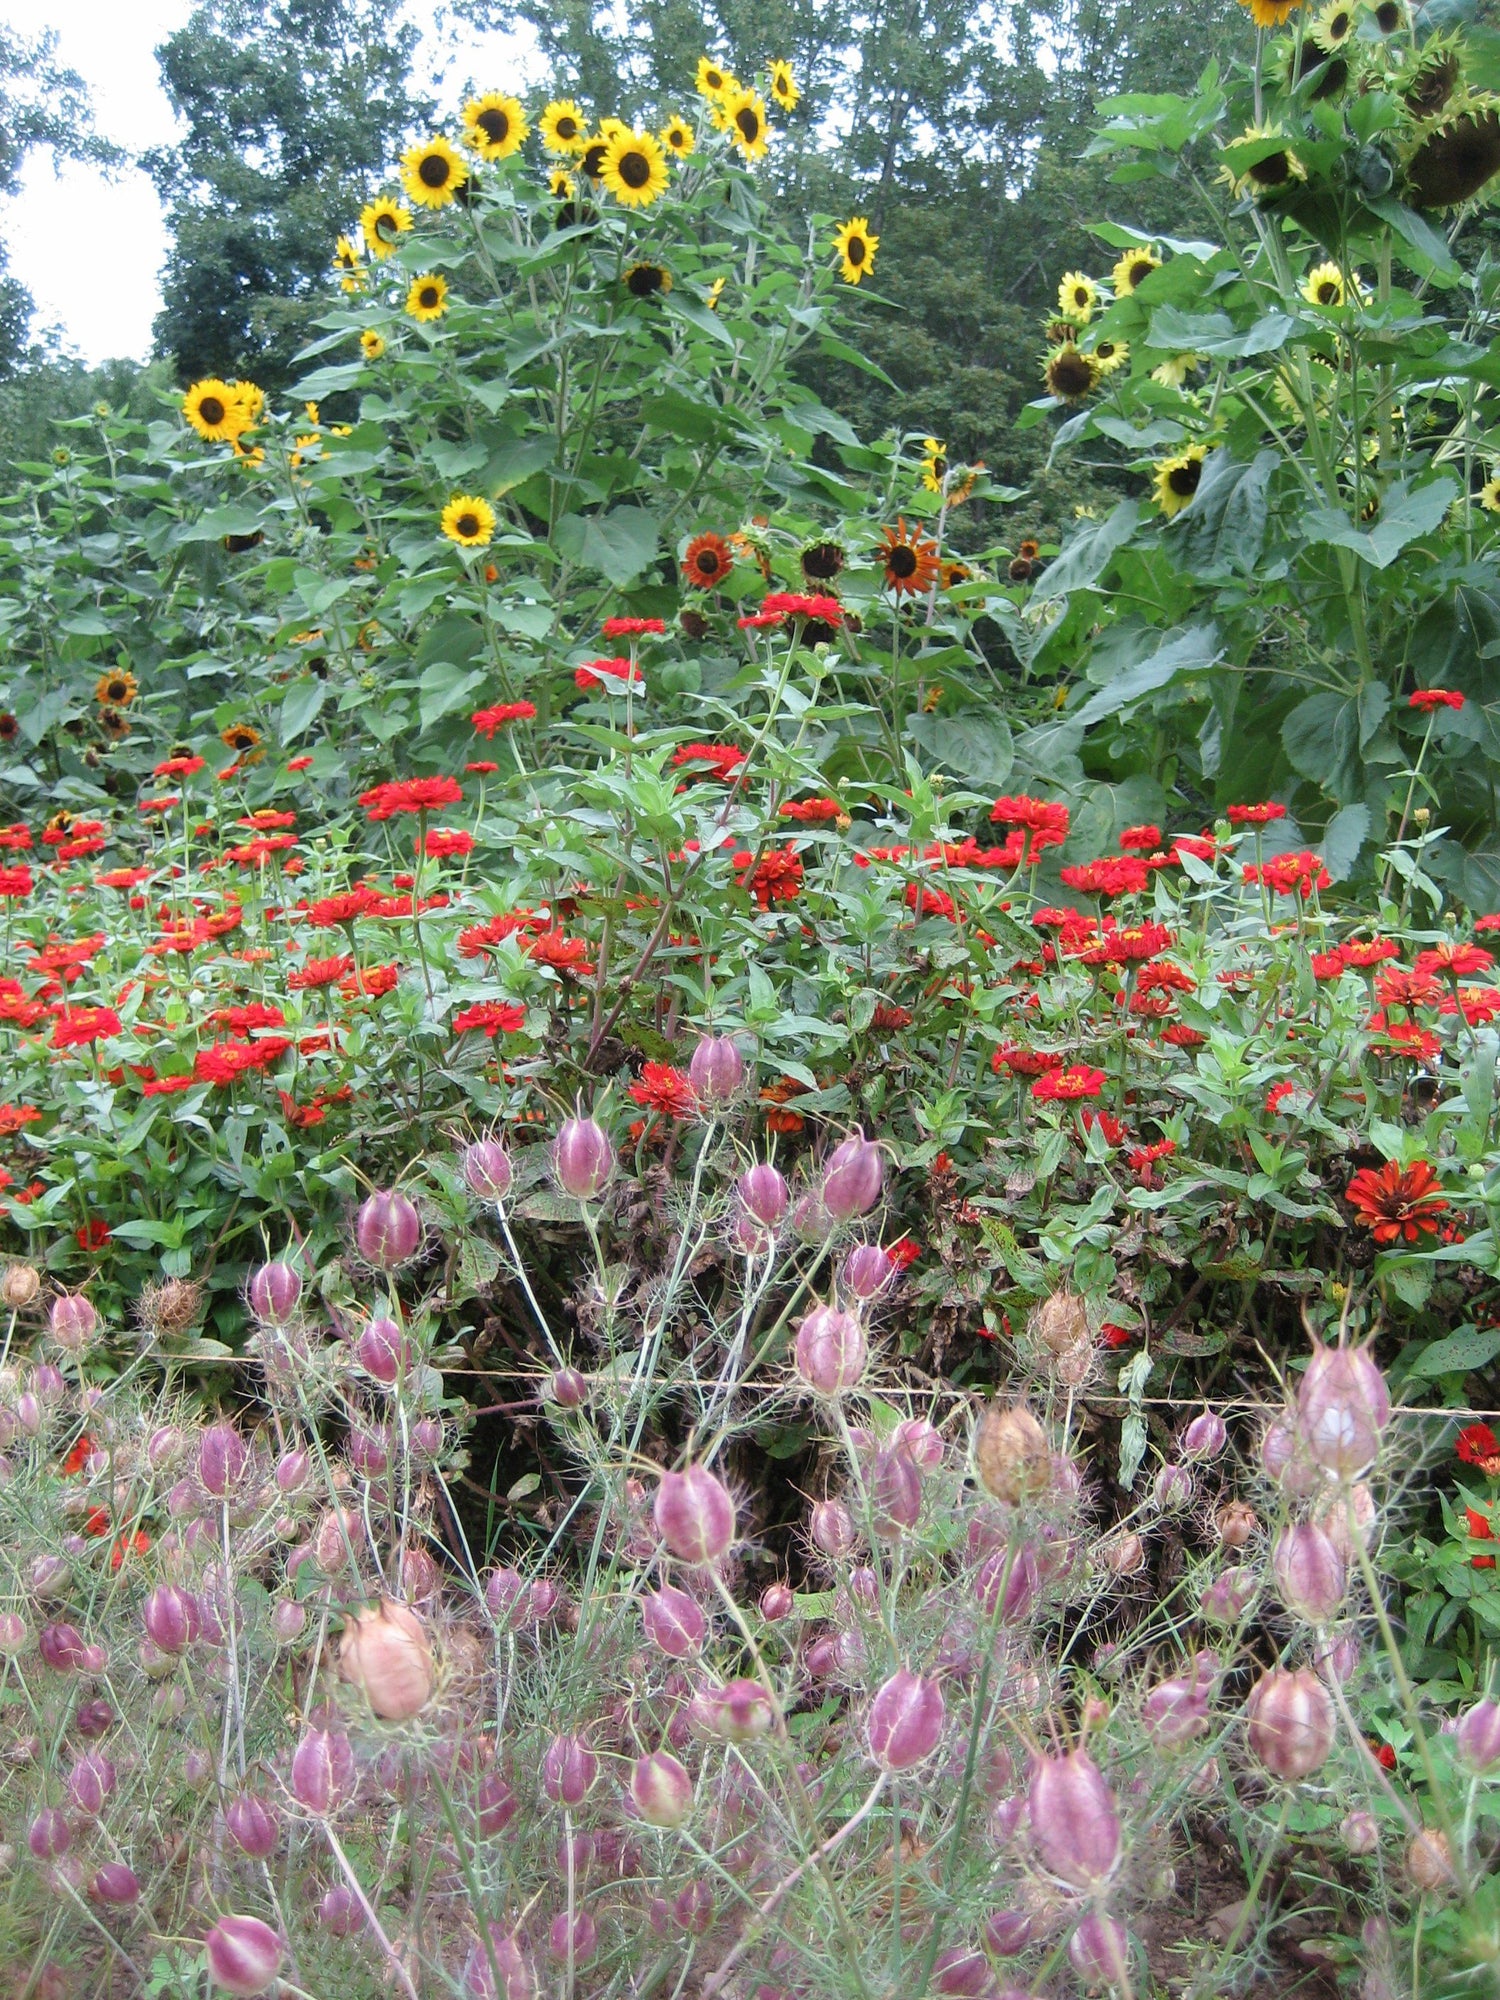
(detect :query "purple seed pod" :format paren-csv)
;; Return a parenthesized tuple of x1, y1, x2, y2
(529, 1576, 564, 1623)
(14, 1394, 40, 1438)
(37, 1622, 86, 1670)
(1181, 1408, 1228, 1461)
(1142, 1673, 1212, 1747)
(31, 1557, 69, 1600)
(1199, 1566, 1258, 1626)
(803, 1633, 839, 1680)
(795, 1305, 868, 1397)
(974, 1543, 1039, 1623)
(78, 1642, 107, 1675)
(355, 1317, 407, 1386)
(355, 1189, 423, 1269)
(1027, 1748, 1121, 1888)
(247, 1260, 302, 1325)
(271, 1600, 306, 1644)
(225, 1793, 279, 1859)
(1067, 1911, 1133, 1988)
(198, 1423, 249, 1498)
(476, 1772, 518, 1836)
(319, 1886, 361, 1937)
(1298, 1338, 1390, 1479)
(66, 1751, 115, 1816)
(204, 1914, 284, 1996)
(27, 1809, 71, 1861)
(462, 1929, 532, 2000)
(810, 1497, 857, 1559)
(32, 1364, 64, 1400)
(289, 1726, 356, 1815)
(462, 1138, 514, 1203)
(1152, 1462, 1194, 1511)
(48, 1294, 98, 1353)
(737, 1162, 789, 1229)
(631, 1751, 694, 1827)
(1342, 1810, 1380, 1854)
(143, 1585, 200, 1656)
(689, 1677, 775, 1742)
(147, 1426, 183, 1470)
(867, 1668, 945, 1771)
(1273, 1522, 1347, 1624)
(74, 1699, 114, 1738)
(760, 1582, 794, 1622)
(410, 1416, 444, 1460)
(553, 1117, 614, 1200)
(1457, 1700, 1500, 1772)
(184, 1746, 215, 1788)
(931, 1946, 994, 1997)
(847, 1564, 879, 1612)
(871, 1446, 923, 1536)
(675, 1880, 714, 1934)
(348, 1429, 388, 1478)
(688, 1033, 744, 1106)
(541, 1734, 597, 1806)
(843, 1243, 897, 1301)
(641, 1586, 706, 1659)
(547, 1366, 588, 1409)
(1259, 1415, 1318, 1497)
(1245, 1666, 1336, 1781)
(894, 1416, 943, 1471)
(275, 1449, 309, 1494)
(0, 1613, 28, 1654)
(821, 1127, 885, 1220)
(981, 1908, 1033, 1956)
(89, 1862, 140, 1905)
(547, 1911, 597, 1966)
(485, 1568, 527, 1623)
(654, 1465, 736, 1565)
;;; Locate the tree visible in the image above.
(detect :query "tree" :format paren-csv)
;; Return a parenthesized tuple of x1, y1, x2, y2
(147, 0, 433, 389)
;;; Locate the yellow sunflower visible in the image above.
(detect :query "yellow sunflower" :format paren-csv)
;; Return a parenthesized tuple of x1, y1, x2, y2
(462, 93, 528, 161)
(540, 100, 589, 155)
(1090, 338, 1130, 376)
(549, 168, 576, 199)
(1480, 473, 1500, 513)
(441, 496, 497, 547)
(921, 438, 948, 494)
(232, 437, 264, 469)
(360, 330, 385, 360)
(1111, 246, 1161, 296)
(723, 86, 770, 160)
(1220, 123, 1305, 200)
(768, 59, 800, 109)
(360, 197, 411, 258)
(1311, 0, 1357, 48)
(1236, 0, 1304, 25)
(1301, 260, 1347, 307)
(229, 382, 264, 430)
(94, 668, 137, 708)
(624, 262, 672, 298)
(833, 216, 878, 285)
(661, 114, 695, 157)
(695, 57, 733, 101)
(1153, 445, 1208, 517)
(220, 722, 263, 755)
(705, 276, 726, 310)
(400, 135, 467, 209)
(1057, 271, 1099, 323)
(332, 234, 363, 292)
(406, 274, 449, 322)
(1151, 352, 1206, 389)
(182, 379, 245, 443)
(1043, 343, 1100, 403)
(600, 127, 670, 207)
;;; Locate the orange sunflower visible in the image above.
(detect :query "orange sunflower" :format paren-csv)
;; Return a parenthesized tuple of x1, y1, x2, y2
(682, 531, 734, 588)
(877, 519, 941, 596)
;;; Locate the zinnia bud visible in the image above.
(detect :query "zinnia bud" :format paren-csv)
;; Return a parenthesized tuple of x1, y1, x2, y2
(867, 1667, 945, 1771)
(974, 1403, 1049, 1503)
(1457, 1699, 1500, 1772)
(1181, 1408, 1227, 1460)
(462, 1138, 513, 1202)
(542, 1734, 597, 1806)
(737, 1161, 789, 1229)
(641, 1586, 705, 1659)
(654, 1465, 735, 1565)
(794, 1305, 867, 1397)
(1298, 1338, 1390, 1479)
(553, 1117, 614, 1200)
(340, 1601, 434, 1720)
(821, 1127, 884, 1220)
(204, 1915, 284, 1996)
(289, 1726, 355, 1814)
(688, 1033, 744, 1106)
(1245, 1667, 1335, 1781)
(355, 1189, 422, 1269)
(1027, 1748, 1121, 1888)
(247, 1260, 301, 1324)
(1273, 1523, 1346, 1623)
(842, 1243, 897, 1300)
(225, 1793, 279, 1858)
(631, 1750, 693, 1827)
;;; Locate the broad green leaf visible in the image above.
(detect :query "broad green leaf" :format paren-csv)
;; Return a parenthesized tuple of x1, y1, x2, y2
(1302, 477, 1459, 569)
(556, 506, 659, 587)
(1406, 1324, 1500, 1378)
(1071, 623, 1221, 727)
(1033, 500, 1142, 602)
(905, 711, 1014, 790)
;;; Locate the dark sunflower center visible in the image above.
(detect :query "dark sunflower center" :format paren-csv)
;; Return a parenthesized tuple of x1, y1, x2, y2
(619, 149, 651, 188)
(1251, 151, 1291, 185)
(1375, 1, 1400, 26)
(1168, 460, 1202, 497)
(456, 513, 480, 538)
(1129, 259, 1154, 286)
(889, 545, 918, 578)
(695, 549, 721, 575)
(376, 210, 396, 236)
(200, 396, 225, 426)
(1095, 346, 1115, 362)
(107, 679, 127, 700)
(1072, 286, 1090, 307)
(419, 152, 451, 188)
(478, 108, 510, 143)
(1331, 9, 1351, 31)
(1410, 110, 1500, 205)
(582, 142, 606, 176)
(557, 115, 578, 140)
(848, 235, 866, 263)
(932, 455, 947, 477)
(420, 286, 439, 308)
(736, 108, 760, 142)
(1051, 353, 1094, 394)
(1317, 281, 1339, 304)
(706, 70, 723, 90)
(628, 266, 663, 295)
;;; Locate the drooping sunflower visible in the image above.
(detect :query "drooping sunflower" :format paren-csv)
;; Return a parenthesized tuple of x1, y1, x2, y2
(1043, 343, 1100, 404)
(723, 86, 770, 159)
(1057, 271, 1099, 323)
(1301, 260, 1347, 307)
(360, 197, 411, 258)
(661, 114, 695, 157)
(540, 100, 589, 155)
(220, 722, 263, 755)
(768, 59, 799, 109)
(1399, 40, 1466, 121)
(682, 531, 734, 588)
(878, 519, 941, 596)
(1235, 0, 1303, 25)
(99, 705, 131, 741)
(1479, 472, 1500, 513)
(463, 93, 529, 161)
(1372, 0, 1405, 30)
(801, 538, 846, 582)
(1111, 246, 1161, 296)
(695, 57, 733, 101)
(705, 276, 726, 310)
(600, 127, 670, 207)
(1310, 0, 1356, 48)
(400, 135, 467, 209)
(1405, 99, 1500, 211)
(1220, 122, 1306, 200)
(624, 262, 672, 298)
(406, 274, 449, 322)
(332, 234, 363, 292)
(182, 379, 245, 443)
(360, 330, 385, 360)
(1153, 445, 1209, 518)
(95, 668, 137, 708)
(833, 217, 878, 285)
(441, 496, 497, 547)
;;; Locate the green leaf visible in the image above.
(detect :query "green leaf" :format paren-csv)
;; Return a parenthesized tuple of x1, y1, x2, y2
(1071, 623, 1221, 727)
(279, 675, 327, 743)
(1302, 477, 1459, 569)
(1147, 306, 1296, 357)
(556, 506, 659, 587)
(905, 711, 1014, 789)
(1366, 195, 1461, 283)
(1033, 501, 1142, 602)
(1180, 449, 1276, 575)
(1407, 1324, 1500, 1378)
(1321, 803, 1371, 880)
(640, 390, 724, 443)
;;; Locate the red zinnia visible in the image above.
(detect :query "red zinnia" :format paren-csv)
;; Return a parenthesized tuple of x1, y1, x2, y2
(1119, 824, 1162, 851)
(1032, 1065, 1107, 1103)
(1457, 1423, 1500, 1476)
(1060, 857, 1149, 897)
(671, 743, 745, 780)
(779, 797, 845, 823)
(360, 777, 464, 820)
(287, 955, 354, 990)
(472, 701, 537, 736)
(574, 657, 642, 691)
(733, 847, 804, 909)
(1345, 1158, 1449, 1243)
(1467, 1506, 1496, 1568)
(1415, 942, 1494, 979)
(602, 616, 666, 638)
(1225, 802, 1287, 826)
(0, 866, 33, 899)
(1409, 688, 1464, 711)
(52, 1006, 122, 1050)
(424, 828, 475, 859)
(451, 1001, 526, 1038)
(628, 1062, 696, 1119)
(758, 592, 844, 627)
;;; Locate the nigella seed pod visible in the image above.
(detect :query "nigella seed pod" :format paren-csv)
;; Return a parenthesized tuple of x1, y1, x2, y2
(1298, 1337, 1390, 1479)
(641, 1586, 706, 1659)
(931, 1947, 992, 1997)
(289, 1726, 355, 1815)
(225, 1793, 279, 1859)
(485, 1568, 527, 1623)
(810, 1497, 857, 1559)
(737, 1161, 789, 1230)
(462, 1138, 514, 1203)
(1342, 1810, 1380, 1855)
(48, 1294, 98, 1353)
(143, 1585, 200, 1656)
(14, 1393, 40, 1438)
(893, 1416, 943, 1471)
(821, 1127, 884, 1220)
(1199, 1566, 1258, 1625)
(148, 1425, 183, 1470)
(547, 1366, 588, 1409)
(688, 1677, 775, 1742)
(1142, 1674, 1211, 1747)
(541, 1734, 597, 1806)
(982, 1909, 1033, 1956)
(974, 1402, 1050, 1503)
(1457, 1699, 1500, 1772)
(1067, 1911, 1133, 1989)
(1027, 1748, 1121, 1888)
(33, 1364, 64, 1400)
(355, 1189, 423, 1269)
(0, 1613, 28, 1654)
(1152, 1462, 1194, 1511)
(760, 1582, 794, 1622)
(1273, 1522, 1346, 1624)
(89, 1862, 139, 1905)
(271, 1600, 306, 1644)
(275, 1449, 309, 1494)
(1259, 1415, 1318, 1498)
(794, 1305, 867, 1397)
(1245, 1666, 1336, 1781)
(871, 1446, 922, 1536)
(66, 1751, 115, 1816)
(320, 1886, 361, 1937)
(37, 1622, 86, 1670)
(1215, 1501, 1258, 1549)
(340, 1601, 435, 1720)
(548, 1911, 598, 1965)
(198, 1423, 249, 1498)
(1031, 1288, 1088, 1355)
(688, 1033, 744, 1106)
(204, 1914, 284, 1995)
(31, 1558, 69, 1601)
(553, 1117, 614, 1200)
(1407, 1827, 1455, 1893)
(631, 1751, 694, 1827)
(247, 1260, 301, 1325)
(355, 1317, 407, 1386)
(867, 1667, 945, 1771)
(842, 1243, 897, 1301)
(1181, 1408, 1228, 1460)
(74, 1699, 113, 1738)
(348, 1428, 389, 1478)
(653, 1465, 736, 1565)
(27, 1809, 70, 1860)
(463, 1928, 533, 2000)
(476, 1772, 518, 1836)
(410, 1415, 443, 1460)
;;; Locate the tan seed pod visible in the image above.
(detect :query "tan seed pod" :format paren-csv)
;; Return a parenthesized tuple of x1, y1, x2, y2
(340, 1601, 436, 1721)
(1053, 1340, 1094, 1388)
(974, 1403, 1050, 1503)
(0, 1265, 40, 1310)
(1214, 1501, 1259, 1549)
(1406, 1827, 1454, 1894)
(1031, 1289, 1090, 1355)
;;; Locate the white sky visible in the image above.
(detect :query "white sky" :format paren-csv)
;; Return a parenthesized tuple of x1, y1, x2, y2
(0, 1, 534, 367)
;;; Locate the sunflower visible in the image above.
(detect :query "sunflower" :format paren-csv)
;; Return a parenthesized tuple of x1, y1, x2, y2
(705, 275, 726, 310)
(878, 519, 941, 596)
(1310, 0, 1356, 47)
(600, 127, 670, 207)
(1111, 247, 1161, 296)
(1301, 260, 1347, 307)
(360, 197, 411, 258)
(441, 496, 497, 547)
(1153, 445, 1208, 518)
(1044, 343, 1100, 403)
(540, 100, 589, 155)
(661, 114, 695, 156)
(1090, 338, 1129, 376)
(463, 93, 528, 160)
(99, 705, 130, 740)
(1272, 357, 1335, 418)
(220, 722, 263, 754)
(682, 531, 734, 588)
(400, 135, 467, 209)
(549, 168, 576, 200)
(332, 234, 362, 292)
(625, 262, 672, 298)
(1480, 473, 1500, 513)
(232, 437, 265, 469)
(724, 86, 770, 159)
(1057, 271, 1099, 323)
(95, 669, 137, 708)
(1400, 42, 1465, 121)
(833, 216, 878, 285)
(1221, 122, 1306, 200)
(406, 274, 449, 322)
(768, 59, 799, 109)
(695, 57, 732, 101)
(1405, 100, 1500, 211)
(801, 538, 846, 581)
(921, 439, 949, 494)
(1151, 352, 1206, 389)
(1236, 0, 1303, 24)
(1372, 0, 1404, 29)
(182, 379, 246, 443)
(360, 330, 385, 360)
